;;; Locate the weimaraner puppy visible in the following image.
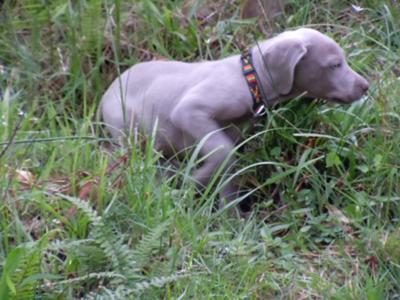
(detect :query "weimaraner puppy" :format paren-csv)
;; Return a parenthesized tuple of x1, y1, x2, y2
(100, 28, 369, 209)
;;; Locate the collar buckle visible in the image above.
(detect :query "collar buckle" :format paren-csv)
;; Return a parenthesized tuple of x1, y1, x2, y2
(254, 104, 266, 117)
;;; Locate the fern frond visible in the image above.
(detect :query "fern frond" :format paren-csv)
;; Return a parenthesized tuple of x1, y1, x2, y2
(0, 242, 42, 300)
(13, 246, 41, 300)
(125, 272, 190, 297)
(49, 271, 126, 286)
(85, 272, 190, 300)
(56, 193, 140, 279)
(132, 220, 171, 270)
(49, 238, 95, 250)
(54, 193, 189, 298)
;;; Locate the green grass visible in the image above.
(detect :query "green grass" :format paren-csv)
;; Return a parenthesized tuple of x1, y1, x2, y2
(1, 0, 400, 298)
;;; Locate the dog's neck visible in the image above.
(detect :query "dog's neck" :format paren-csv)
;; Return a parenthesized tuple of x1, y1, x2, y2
(250, 43, 303, 105)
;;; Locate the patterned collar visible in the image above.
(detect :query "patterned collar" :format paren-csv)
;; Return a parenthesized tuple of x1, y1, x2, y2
(240, 48, 267, 117)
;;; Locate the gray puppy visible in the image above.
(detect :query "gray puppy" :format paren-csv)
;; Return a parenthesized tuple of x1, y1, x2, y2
(100, 28, 369, 207)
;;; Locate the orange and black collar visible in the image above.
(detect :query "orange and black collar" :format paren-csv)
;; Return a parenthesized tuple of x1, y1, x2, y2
(241, 48, 267, 117)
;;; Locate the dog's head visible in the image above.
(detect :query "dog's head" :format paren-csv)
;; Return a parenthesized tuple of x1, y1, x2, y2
(262, 28, 369, 103)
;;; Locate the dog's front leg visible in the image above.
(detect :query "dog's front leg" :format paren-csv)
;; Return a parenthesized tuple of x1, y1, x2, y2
(171, 107, 238, 205)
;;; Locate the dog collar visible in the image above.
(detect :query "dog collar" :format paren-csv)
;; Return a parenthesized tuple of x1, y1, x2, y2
(240, 48, 267, 117)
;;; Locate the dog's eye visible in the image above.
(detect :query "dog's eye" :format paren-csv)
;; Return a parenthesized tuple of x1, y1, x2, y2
(330, 63, 342, 69)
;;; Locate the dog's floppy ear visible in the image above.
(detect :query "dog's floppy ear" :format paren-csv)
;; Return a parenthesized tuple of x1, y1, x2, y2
(263, 36, 307, 95)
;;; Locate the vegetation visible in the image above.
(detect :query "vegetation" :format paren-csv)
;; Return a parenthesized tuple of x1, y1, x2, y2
(0, 0, 399, 298)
